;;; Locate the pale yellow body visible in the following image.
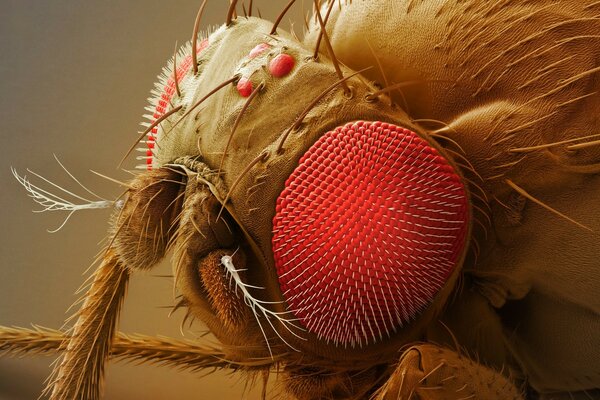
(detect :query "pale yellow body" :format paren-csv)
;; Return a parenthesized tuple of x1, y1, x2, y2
(305, 0, 600, 396)
(2, 2, 599, 400)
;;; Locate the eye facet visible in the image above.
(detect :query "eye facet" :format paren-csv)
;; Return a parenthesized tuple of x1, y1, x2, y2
(272, 121, 470, 347)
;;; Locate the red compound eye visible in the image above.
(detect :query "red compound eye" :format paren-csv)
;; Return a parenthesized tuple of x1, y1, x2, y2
(272, 121, 469, 347)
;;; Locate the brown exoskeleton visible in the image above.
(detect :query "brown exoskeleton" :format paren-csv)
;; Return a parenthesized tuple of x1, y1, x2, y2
(2, 1, 599, 399)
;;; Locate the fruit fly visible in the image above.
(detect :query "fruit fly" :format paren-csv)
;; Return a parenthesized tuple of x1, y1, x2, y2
(2, 1, 599, 399)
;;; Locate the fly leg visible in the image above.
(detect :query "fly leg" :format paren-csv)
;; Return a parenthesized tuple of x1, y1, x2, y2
(374, 343, 524, 400)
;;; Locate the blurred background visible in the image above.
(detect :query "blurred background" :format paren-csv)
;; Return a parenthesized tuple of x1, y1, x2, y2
(0, 1, 306, 399)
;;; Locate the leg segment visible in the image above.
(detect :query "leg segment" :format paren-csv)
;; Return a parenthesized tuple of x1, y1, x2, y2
(374, 344, 524, 400)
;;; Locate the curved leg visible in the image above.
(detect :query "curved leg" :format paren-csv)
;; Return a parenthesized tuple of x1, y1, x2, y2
(374, 344, 524, 400)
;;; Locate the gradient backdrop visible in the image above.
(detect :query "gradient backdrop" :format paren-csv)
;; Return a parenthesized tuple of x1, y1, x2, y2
(0, 1, 306, 399)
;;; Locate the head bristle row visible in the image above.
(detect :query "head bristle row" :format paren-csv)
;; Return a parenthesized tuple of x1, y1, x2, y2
(138, 33, 212, 170)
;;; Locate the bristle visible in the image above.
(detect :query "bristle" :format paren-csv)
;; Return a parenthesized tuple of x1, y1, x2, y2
(227, 0, 239, 25)
(191, 0, 208, 75)
(312, 0, 336, 59)
(119, 105, 183, 169)
(219, 82, 265, 173)
(275, 68, 370, 154)
(173, 41, 181, 97)
(164, 77, 238, 139)
(198, 251, 250, 330)
(272, 121, 469, 347)
(11, 167, 115, 233)
(218, 151, 270, 222)
(270, 0, 298, 34)
(313, 0, 350, 94)
(136, 33, 212, 169)
(0, 325, 278, 371)
(505, 179, 593, 232)
(45, 251, 129, 400)
(219, 250, 305, 357)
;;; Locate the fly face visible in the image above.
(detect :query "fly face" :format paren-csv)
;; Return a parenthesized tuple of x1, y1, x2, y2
(138, 16, 471, 371)
(6, 2, 600, 399)
(6, 5, 474, 400)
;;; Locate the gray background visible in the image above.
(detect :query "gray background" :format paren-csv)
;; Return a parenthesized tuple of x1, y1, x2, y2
(0, 1, 306, 399)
